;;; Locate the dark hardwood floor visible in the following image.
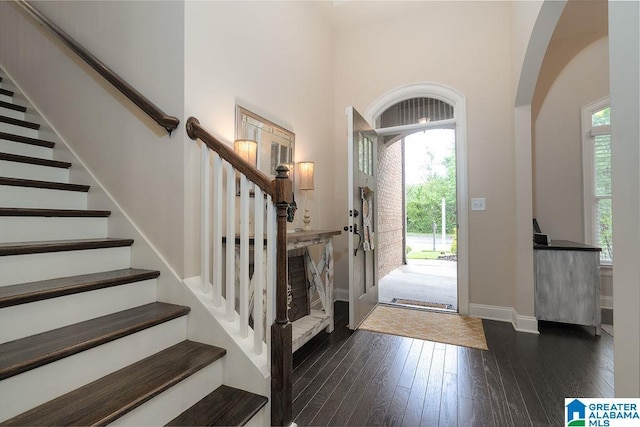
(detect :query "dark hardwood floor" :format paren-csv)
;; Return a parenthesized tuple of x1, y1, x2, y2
(292, 302, 613, 426)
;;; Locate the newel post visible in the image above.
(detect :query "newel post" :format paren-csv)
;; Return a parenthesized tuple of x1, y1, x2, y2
(271, 165, 293, 426)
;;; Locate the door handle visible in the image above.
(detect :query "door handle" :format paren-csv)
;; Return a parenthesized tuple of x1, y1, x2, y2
(343, 224, 362, 256)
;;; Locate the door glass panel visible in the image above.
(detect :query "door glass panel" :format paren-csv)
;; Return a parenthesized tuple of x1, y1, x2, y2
(367, 136, 373, 174)
(359, 135, 374, 174)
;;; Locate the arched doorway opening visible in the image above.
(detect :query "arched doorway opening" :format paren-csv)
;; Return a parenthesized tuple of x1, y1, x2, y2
(365, 82, 469, 314)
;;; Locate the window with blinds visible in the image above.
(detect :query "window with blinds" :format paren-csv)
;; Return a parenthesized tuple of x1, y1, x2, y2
(583, 100, 612, 263)
(594, 133, 611, 262)
(379, 97, 454, 128)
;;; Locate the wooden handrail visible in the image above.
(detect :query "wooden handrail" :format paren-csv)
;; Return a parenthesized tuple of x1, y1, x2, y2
(15, 0, 179, 134)
(186, 117, 274, 196)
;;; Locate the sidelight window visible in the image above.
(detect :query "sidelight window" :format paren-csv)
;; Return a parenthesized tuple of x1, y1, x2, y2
(582, 97, 612, 263)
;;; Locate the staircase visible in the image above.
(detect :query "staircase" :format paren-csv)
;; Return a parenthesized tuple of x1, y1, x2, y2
(0, 73, 268, 426)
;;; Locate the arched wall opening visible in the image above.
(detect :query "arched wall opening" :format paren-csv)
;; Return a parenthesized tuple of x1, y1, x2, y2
(511, 0, 566, 333)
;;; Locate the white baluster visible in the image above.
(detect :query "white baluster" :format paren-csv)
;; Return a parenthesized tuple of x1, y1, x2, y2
(239, 175, 249, 338)
(266, 196, 276, 351)
(225, 163, 236, 321)
(212, 152, 223, 306)
(200, 145, 210, 294)
(253, 187, 264, 354)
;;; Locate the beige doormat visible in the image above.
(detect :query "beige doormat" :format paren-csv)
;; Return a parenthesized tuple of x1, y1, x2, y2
(359, 305, 488, 350)
(391, 298, 453, 310)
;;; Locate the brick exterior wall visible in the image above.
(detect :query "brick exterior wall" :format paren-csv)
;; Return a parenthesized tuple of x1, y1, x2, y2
(377, 141, 404, 279)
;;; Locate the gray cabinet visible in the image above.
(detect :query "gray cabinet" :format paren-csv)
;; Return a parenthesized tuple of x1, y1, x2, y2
(534, 240, 601, 334)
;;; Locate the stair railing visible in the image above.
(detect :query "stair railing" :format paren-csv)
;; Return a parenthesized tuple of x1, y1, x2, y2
(186, 117, 292, 427)
(14, 0, 179, 134)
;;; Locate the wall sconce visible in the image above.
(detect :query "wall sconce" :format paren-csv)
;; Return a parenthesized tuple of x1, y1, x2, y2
(298, 161, 314, 231)
(234, 139, 258, 197)
(234, 139, 258, 167)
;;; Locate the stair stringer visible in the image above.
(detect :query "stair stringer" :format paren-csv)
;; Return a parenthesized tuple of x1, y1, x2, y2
(1, 69, 270, 425)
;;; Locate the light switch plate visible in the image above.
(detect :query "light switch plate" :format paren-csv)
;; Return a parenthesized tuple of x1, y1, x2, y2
(471, 197, 486, 211)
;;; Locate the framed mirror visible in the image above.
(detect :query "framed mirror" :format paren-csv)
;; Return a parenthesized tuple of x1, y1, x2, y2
(235, 106, 295, 180)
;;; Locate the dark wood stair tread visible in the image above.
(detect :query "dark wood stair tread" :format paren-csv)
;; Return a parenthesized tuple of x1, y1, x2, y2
(0, 115, 40, 130)
(0, 132, 55, 148)
(0, 302, 190, 381)
(0, 238, 134, 256)
(0, 207, 111, 217)
(167, 385, 268, 426)
(0, 100, 26, 113)
(0, 268, 160, 308)
(0, 88, 14, 97)
(0, 152, 71, 168)
(1, 341, 225, 426)
(0, 176, 89, 192)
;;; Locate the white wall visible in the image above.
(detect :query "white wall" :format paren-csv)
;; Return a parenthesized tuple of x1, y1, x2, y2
(332, 1, 515, 309)
(609, 0, 640, 397)
(0, 1, 187, 276)
(534, 38, 609, 243)
(533, 36, 611, 300)
(183, 1, 335, 277)
(510, 0, 565, 324)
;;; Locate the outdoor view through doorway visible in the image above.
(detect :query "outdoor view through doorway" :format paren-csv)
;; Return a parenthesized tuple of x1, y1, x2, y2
(379, 129, 458, 312)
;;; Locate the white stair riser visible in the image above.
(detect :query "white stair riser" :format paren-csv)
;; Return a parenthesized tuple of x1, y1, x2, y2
(244, 408, 267, 427)
(0, 185, 87, 210)
(0, 216, 107, 243)
(0, 278, 157, 344)
(0, 107, 25, 120)
(110, 361, 223, 427)
(0, 246, 131, 286)
(0, 140, 53, 160)
(0, 317, 187, 422)
(0, 160, 69, 183)
(0, 122, 38, 138)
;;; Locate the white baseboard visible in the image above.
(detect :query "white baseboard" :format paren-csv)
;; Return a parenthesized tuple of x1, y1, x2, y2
(468, 303, 512, 322)
(469, 303, 539, 334)
(511, 309, 539, 334)
(601, 296, 613, 310)
(334, 288, 349, 302)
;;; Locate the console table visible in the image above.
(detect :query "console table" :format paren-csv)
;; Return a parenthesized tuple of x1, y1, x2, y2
(534, 240, 602, 335)
(222, 230, 341, 352)
(287, 230, 341, 352)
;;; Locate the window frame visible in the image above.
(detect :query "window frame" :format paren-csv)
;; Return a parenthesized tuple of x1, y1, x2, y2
(581, 96, 611, 265)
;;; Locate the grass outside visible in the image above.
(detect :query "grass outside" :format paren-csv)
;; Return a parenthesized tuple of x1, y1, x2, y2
(407, 250, 451, 259)
(406, 232, 457, 259)
(406, 250, 443, 260)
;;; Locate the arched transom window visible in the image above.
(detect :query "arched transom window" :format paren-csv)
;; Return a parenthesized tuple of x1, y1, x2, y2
(378, 97, 454, 128)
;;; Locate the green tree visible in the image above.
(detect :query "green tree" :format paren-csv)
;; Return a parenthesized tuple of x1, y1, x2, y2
(592, 106, 610, 126)
(406, 153, 457, 235)
(598, 199, 613, 261)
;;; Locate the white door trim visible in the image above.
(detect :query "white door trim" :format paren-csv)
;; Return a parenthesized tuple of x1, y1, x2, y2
(364, 82, 470, 315)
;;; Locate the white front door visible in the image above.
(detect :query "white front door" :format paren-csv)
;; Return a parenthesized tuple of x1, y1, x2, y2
(346, 106, 378, 329)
